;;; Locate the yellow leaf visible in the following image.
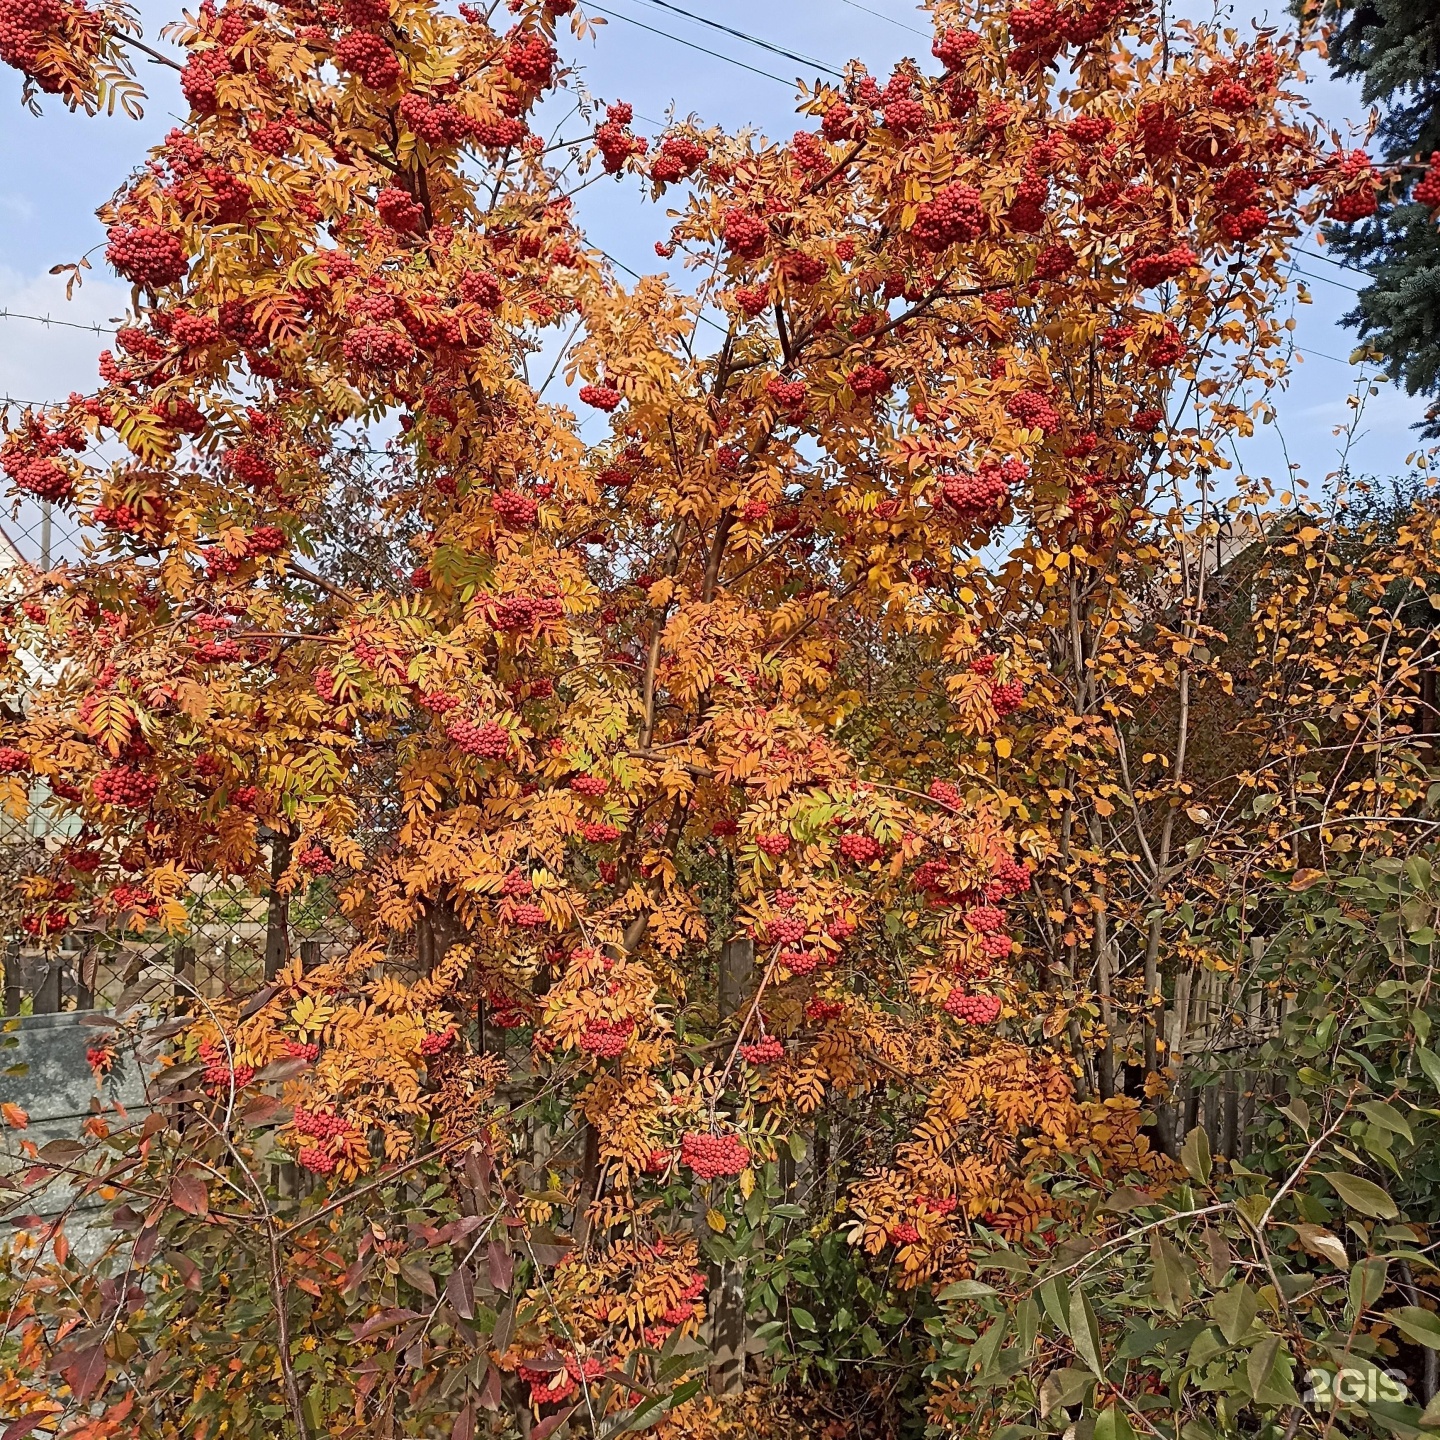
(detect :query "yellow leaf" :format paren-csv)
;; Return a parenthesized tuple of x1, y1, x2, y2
(705, 1208, 727, 1233)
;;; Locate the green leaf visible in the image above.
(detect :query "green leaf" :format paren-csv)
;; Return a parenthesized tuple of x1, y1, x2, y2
(787, 1132, 807, 1162)
(1325, 1172, 1400, 1219)
(790, 1306, 817, 1333)
(1181, 1126, 1213, 1184)
(938, 1279, 998, 1300)
(1068, 1287, 1105, 1378)
(1150, 1234, 1192, 1316)
(1040, 1277, 1071, 1336)
(1416, 1047, 1440, 1092)
(1246, 1333, 1299, 1405)
(1016, 1297, 1040, 1357)
(1211, 1283, 1259, 1345)
(1351, 1257, 1389, 1315)
(972, 1316, 1008, 1378)
(1389, 1307, 1440, 1350)
(1038, 1367, 1093, 1418)
(1361, 1101, 1414, 1145)
(1093, 1405, 1136, 1440)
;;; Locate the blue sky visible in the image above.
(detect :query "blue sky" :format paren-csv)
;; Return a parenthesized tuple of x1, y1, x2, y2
(0, 0, 1430, 563)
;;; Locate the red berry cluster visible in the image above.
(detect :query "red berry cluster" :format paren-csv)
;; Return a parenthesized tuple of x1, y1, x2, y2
(470, 113, 526, 149)
(804, 996, 844, 1023)
(490, 593, 565, 629)
(889, 1220, 921, 1245)
(755, 832, 789, 857)
(420, 1027, 455, 1054)
(928, 778, 960, 808)
(198, 1041, 255, 1092)
(964, 905, 1007, 935)
(580, 820, 621, 844)
(180, 46, 232, 114)
(768, 914, 807, 945)
(778, 948, 819, 976)
(1414, 154, 1440, 211)
(839, 832, 882, 864)
(92, 765, 159, 808)
(86, 1044, 116, 1077)
(0, 746, 30, 774)
(765, 376, 807, 413)
(578, 1016, 635, 1057)
(1007, 390, 1060, 434)
(504, 29, 555, 85)
(333, 30, 401, 89)
(941, 465, 1010, 524)
(781, 251, 826, 286)
(1007, 166, 1050, 233)
(297, 843, 334, 874)
(992, 679, 1025, 715)
(1147, 323, 1186, 369)
(376, 186, 425, 233)
(579, 383, 621, 411)
(506, 900, 546, 928)
(681, 1131, 750, 1179)
(21, 910, 67, 936)
(571, 773, 608, 797)
(932, 26, 980, 68)
(1066, 114, 1112, 145)
(595, 101, 647, 173)
(492, 489, 538, 528)
(1034, 241, 1076, 280)
(986, 855, 1033, 900)
(733, 284, 769, 318)
(343, 322, 416, 371)
(294, 1105, 348, 1139)
(106, 225, 188, 288)
(1210, 79, 1254, 113)
(722, 208, 768, 259)
(911, 182, 985, 251)
(399, 90, 470, 147)
(245, 525, 286, 557)
(650, 134, 707, 183)
(1127, 244, 1199, 288)
(740, 1035, 785, 1064)
(297, 1145, 338, 1175)
(447, 717, 510, 759)
(501, 869, 533, 898)
(284, 1039, 320, 1061)
(945, 990, 1003, 1024)
(0, 0, 67, 79)
(849, 363, 891, 398)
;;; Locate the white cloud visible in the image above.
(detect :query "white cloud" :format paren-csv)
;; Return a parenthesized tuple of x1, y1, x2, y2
(0, 264, 132, 411)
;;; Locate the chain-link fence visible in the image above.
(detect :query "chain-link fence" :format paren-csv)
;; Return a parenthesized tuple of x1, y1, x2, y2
(1, 861, 358, 1019)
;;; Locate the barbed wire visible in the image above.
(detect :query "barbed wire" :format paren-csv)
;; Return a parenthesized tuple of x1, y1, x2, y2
(0, 308, 118, 336)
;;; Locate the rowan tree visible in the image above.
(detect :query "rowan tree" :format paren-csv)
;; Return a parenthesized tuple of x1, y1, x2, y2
(0, 0, 1389, 1436)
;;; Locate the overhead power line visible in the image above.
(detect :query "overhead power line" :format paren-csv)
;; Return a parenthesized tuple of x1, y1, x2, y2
(1295, 245, 1370, 278)
(835, 0, 931, 37)
(585, 4, 794, 86)
(628, 0, 845, 77)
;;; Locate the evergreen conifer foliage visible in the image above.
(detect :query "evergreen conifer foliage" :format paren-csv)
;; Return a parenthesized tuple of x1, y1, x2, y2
(1313, 0, 1440, 432)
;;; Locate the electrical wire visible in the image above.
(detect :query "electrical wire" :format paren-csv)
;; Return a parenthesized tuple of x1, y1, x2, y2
(835, 0, 930, 37)
(1291, 266, 1362, 294)
(627, 0, 845, 77)
(584, 4, 794, 85)
(1295, 245, 1370, 278)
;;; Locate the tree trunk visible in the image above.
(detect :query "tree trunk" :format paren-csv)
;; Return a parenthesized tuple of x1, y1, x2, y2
(263, 835, 291, 981)
(709, 934, 754, 1397)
